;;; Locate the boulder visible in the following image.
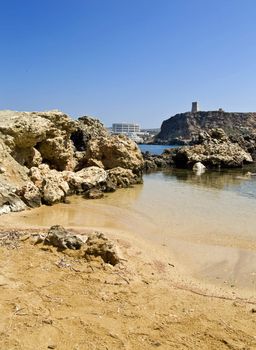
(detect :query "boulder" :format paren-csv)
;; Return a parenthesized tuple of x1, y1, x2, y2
(86, 188, 104, 199)
(85, 232, 120, 265)
(30, 165, 70, 205)
(44, 225, 84, 250)
(0, 182, 27, 215)
(86, 134, 144, 172)
(16, 182, 42, 208)
(106, 167, 138, 188)
(63, 166, 107, 193)
(192, 162, 206, 175)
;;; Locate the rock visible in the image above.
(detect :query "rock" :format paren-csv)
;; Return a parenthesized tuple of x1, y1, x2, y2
(11, 147, 43, 168)
(106, 167, 138, 188)
(85, 134, 144, 172)
(156, 110, 256, 146)
(144, 159, 158, 172)
(29, 165, 70, 205)
(86, 188, 104, 199)
(85, 232, 120, 265)
(0, 110, 76, 171)
(142, 149, 175, 172)
(174, 129, 253, 168)
(0, 166, 6, 174)
(0, 110, 144, 214)
(63, 166, 107, 193)
(71, 116, 108, 152)
(16, 182, 42, 208)
(42, 175, 69, 205)
(75, 166, 107, 189)
(44, 225, 84, 250)
(192, 162, 206, 175)
(0, 182, 27, 215)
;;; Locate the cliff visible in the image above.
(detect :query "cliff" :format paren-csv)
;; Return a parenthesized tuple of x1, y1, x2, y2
(156, 111, 256, 143)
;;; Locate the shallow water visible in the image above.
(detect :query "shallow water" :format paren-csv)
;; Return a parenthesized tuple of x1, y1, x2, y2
(139, 144, 177, 155)
(2, 167, 256, 292)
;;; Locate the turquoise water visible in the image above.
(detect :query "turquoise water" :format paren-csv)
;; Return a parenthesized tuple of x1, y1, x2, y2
(139, 144, 177, 155)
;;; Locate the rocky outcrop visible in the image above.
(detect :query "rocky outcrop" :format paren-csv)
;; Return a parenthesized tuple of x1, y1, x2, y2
(0, 110, 76, 171)
(0, 110, 144, 214)
(173, 128, 253, 168)
(156, 110, 256, 158)
(143, 149, 175, 172)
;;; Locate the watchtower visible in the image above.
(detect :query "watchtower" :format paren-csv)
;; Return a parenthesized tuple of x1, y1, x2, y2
(191, 101, 199, 113)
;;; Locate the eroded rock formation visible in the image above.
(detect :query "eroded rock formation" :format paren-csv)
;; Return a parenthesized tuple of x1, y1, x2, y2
(173, 128, 253, 168)
(0, 110, 144, 214)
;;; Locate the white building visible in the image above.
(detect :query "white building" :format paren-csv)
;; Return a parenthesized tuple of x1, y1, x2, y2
(112, 123, 140, 133)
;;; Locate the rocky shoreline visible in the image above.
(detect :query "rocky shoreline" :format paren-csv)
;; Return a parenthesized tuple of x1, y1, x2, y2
(143, 128, 254, 172)
(1, 109, 254, 216)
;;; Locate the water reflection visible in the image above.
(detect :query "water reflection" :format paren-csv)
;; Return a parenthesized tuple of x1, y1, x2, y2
(161, 167, 256, 199)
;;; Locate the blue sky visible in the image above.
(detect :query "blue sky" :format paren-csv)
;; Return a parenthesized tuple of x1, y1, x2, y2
(0, 0, 256, 128)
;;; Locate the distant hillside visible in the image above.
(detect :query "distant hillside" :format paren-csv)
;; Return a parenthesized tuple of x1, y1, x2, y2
(156, 111, 256, 143)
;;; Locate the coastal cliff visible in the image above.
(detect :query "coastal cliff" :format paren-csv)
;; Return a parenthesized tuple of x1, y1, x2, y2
(156, 111, 256, 157)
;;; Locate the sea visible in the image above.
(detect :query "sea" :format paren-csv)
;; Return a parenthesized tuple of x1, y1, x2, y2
(139, 143, 177, 155)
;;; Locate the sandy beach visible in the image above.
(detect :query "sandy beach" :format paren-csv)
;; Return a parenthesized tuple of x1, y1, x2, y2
(0, 225, 256, 350)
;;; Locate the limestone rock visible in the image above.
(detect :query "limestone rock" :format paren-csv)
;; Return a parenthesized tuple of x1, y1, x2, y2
(0, 182, 27, 215)
(174, 129, 253, 168)
(0, 110, 76, 171)
(30, 165, 70, 205)
(71, 116, 108, 152)
(86, 188, 104, 199)
(86, 134, 144, 172)
(106, 167, 138, 188)
(16, 182, 42, 208)
(192, 162, 206, 175)
(44, 225, 83, 250)
(142, 149, 175, 172)
(63, 166, 107, 193)
(85, 232, 120, 265)
(0, 110, 144, 214)
(156, 110, 256, 145)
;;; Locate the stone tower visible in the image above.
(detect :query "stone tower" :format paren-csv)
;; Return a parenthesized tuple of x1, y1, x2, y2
(191, 101, 199, 113)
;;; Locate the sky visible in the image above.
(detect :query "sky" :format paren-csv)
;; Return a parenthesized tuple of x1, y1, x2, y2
(0, 0, 256, 128)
